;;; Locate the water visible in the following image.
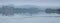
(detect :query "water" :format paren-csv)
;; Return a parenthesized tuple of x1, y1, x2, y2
(0, 12, 60, 23)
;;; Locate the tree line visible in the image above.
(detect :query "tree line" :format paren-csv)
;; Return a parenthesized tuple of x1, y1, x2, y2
(45, 8, 60, 14)
(0, 5, 41, 16)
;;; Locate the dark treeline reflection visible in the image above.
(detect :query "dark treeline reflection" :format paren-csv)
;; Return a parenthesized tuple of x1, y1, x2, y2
(45, 8, 60, 14)
(0, 5, 41, 16)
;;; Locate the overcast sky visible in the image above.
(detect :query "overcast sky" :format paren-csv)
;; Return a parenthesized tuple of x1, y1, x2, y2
(0, 0, 60, 6)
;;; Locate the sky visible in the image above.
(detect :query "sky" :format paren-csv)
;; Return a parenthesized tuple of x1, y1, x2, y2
(0, 0, 60, 6)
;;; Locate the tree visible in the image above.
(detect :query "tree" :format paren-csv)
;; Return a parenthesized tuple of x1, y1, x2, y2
(45, 8, 52, 13)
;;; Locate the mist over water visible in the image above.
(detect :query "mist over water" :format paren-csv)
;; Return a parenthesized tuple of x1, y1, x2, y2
(0, 0, 60, 23)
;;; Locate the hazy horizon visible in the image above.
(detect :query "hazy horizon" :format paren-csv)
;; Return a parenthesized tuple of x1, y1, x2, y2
(0, 0, 60, 6)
